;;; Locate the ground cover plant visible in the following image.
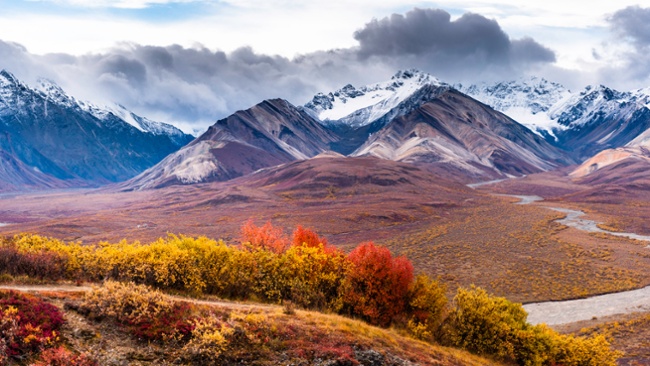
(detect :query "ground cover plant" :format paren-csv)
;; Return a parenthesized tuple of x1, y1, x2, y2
(0, 290, 96, 365)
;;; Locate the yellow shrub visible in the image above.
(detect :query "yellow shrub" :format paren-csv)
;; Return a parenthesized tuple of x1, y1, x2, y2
(80, 280, 174, 323)
(280, 244, 349, 309)
(406, 274, 447, 340)
(182, 317, 230, 364)
(551, 332, 621, 366)
(445, 286, 621, 366)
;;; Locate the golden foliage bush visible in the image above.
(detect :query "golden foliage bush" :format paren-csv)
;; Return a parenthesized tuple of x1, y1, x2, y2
(182, 317, 231, 364)
(445, 286, 620, 366)
(406, 274, 447, 341)
(80, 280, 174, 323)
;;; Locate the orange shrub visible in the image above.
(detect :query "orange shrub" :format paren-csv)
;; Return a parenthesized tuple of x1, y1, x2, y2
(241, 220, 289, 253)
(32, 347, 97, 366)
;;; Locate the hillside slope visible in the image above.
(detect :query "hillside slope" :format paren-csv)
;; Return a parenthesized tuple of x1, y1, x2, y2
(122, 99, 339, 190)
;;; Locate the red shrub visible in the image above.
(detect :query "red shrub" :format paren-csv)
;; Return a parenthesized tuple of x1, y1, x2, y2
(127, 302, 195, 341)
(0, 291, 65, 359)
(0, 291, 64, 338)
(0, 245, 67, 280)
(291, 226, 339, 255)
(241, 221, 289, 253)
(344, 242, 414, 327)
(32, 347, 97, 366)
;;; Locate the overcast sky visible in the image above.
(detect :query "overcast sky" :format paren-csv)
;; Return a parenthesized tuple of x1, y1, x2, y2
(1, 0, 649, 133)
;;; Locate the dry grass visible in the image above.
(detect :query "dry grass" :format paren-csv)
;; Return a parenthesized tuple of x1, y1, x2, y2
(373, 198, 650, 303)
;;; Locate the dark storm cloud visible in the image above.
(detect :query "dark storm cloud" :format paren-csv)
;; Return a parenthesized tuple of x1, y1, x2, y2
(355, 10, 509, 60)
(0, 8, 558, 132)
(511, 37, 556, 64)
(97, 54, 148, 85)
(353, 8, 555, 76)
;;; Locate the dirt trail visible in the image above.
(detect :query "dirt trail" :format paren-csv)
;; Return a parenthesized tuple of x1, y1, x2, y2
(0, 284, 93, 292)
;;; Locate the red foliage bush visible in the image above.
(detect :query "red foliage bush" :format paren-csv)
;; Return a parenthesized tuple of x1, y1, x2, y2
(0, 291, 64, 339)
(32, 346, 97, 366)
(127, 302, 195, 341)
(0, 291, 65, 359)
(241, 220, 289, 253)
(344, 242, 414, 327)
(291, 226, 339, 255)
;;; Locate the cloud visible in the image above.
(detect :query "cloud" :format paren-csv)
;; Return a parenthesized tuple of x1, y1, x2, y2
(0, 7, 558, 133)
(352, 8, 555, 80)
(608, 6, 650, 49)
(599, 6, 650, 88)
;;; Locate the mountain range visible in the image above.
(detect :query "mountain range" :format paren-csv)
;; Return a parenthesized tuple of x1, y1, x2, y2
(123, 70, 576, 190)
(3, 68, 650, 192)
(0, 70, 193, 191)
(460, 78, 650, 161)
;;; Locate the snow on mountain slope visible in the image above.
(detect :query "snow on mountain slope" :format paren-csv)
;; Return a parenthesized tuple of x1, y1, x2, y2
(458, 77, 572, 136)
(0, 69, 194, 186)
(35, 78, 187, 140)
(551, 85, 632, 128)
(351, 88, 574, 179)
(461, 77, 650, 160)
(304, 69, 445, 128)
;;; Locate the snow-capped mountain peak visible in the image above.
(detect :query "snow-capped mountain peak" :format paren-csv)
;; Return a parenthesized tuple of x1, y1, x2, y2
(35, 78, 78, 109)
(31, 76, 187, 139)
(459, 76, 572, 136)
(550, 85, 632, 128)
(304, 69, 445, 128)
(0, 70, 18, 88)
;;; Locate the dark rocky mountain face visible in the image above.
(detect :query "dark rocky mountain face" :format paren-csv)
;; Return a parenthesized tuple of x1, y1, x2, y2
(122, 99, 340, 190)
(0, 70, 193, 190)
(0, 150, 75, 191)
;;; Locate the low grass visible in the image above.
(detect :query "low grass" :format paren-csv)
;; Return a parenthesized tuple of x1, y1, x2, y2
(376, 199, 650, 303)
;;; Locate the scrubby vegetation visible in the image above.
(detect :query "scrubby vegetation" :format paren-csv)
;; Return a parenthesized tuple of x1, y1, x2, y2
(68, 281, 498, 365)
(0, 290, 96, 365)
(444, 286, 620, 366)
(0, 222, 623, 365)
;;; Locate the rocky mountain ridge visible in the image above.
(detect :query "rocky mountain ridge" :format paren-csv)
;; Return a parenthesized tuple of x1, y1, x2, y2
(0, 70, 193, 190)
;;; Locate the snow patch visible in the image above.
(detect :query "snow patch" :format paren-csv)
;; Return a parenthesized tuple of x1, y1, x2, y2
(459, 76, 571, 135)
(304, 69, 445, 128)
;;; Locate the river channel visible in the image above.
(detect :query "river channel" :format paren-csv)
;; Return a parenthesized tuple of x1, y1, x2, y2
(497, 193, 650, 325)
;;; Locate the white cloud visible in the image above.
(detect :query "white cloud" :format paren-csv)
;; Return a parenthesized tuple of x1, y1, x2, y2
(29, 0, 204, 9)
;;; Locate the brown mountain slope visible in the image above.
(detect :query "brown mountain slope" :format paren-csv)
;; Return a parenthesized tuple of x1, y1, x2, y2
(121, 99, 339, 190)
(353, 88, 574, 179)
(237, 155, 473, 199)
